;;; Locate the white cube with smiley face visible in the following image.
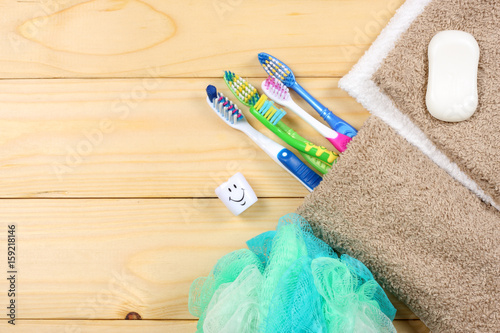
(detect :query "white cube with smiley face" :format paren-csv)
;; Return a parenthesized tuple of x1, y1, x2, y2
(215, 172, 258, 216)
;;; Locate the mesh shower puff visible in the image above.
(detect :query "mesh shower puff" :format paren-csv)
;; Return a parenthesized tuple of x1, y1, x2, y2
(312, 257, 396, 333)
(203, 264, 263, 333)
(277, 213, 337, 260)
(246, 230, 276, 268)
(262, 256, 327, 333)
(341, 254, 396, 321)
(188, 213, 396, 333)
(258, 223, 310, 319)
(188, 249, 263, 332)
(257, 215, 337, 324)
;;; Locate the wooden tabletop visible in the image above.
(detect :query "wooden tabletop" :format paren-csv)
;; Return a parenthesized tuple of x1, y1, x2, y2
(0, 0, 429, 331)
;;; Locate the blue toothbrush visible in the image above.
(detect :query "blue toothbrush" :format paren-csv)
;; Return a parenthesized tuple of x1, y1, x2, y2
(258, 52, 358, 138)
(206, 85, 322, 192)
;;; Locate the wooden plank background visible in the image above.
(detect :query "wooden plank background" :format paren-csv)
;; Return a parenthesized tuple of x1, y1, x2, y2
(0, 0, 431, 331)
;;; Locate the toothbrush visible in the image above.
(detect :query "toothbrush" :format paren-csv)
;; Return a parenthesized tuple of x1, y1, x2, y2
(224, 71, 260, 107)
(262, 76, 351, 153)
(223, 71, 333, 174)
(258, 52, 358, 138)
(205, 85, 322, 192)
(250, 94, 338, 175)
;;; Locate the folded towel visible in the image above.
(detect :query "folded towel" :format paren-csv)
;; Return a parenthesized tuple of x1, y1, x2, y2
(339, 0, 500, 209)
(297, 116, 500, 332)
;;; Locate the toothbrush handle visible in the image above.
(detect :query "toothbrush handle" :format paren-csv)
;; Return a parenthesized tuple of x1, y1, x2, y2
(242, 123, 321, 192)
(286, 100, 351, 153)
(291, 82, 358, 138)
(277, 149, 322, 191)
(326, 133, 352, 153)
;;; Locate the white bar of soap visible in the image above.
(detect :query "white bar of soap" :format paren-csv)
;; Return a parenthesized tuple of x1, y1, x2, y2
(426, 30, 479, 122)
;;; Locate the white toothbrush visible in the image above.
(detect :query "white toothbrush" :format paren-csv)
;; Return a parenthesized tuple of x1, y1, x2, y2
(205, 85, 322, 192)
(261, 76, 351, 153)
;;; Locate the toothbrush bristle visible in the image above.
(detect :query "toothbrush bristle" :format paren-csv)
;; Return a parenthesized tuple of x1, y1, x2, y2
(253, 94, 286, 125)
(208, 88, 244, 124)
(224, 71, 235, 82)
(263, 76, 290, 101)
(224, 71, 260, 107)
(258, 53, 295, 87)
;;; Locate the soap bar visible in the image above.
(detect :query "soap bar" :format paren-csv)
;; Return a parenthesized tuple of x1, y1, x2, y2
(426, 30, 479, 122)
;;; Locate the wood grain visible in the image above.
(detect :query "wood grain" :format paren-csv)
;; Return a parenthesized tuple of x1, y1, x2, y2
(0, 0, 403, 78)
(0, 198, 298, 320)
(0, 0, 431, 331)
(0, 319, 430, 333)
(0, 78, 367, 198)
(3, 320, 199, 333)
(0, 198, 418, 321)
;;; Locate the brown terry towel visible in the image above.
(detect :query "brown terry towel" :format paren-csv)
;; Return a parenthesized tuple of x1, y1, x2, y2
(297, 116, 500, 332)
(373, 0, 500, 208)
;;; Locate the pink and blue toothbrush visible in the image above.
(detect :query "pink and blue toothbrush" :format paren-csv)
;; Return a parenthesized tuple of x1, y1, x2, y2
(258, 52, 358, 138)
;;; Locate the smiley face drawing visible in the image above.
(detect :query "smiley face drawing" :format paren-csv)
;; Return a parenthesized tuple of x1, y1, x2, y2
(227, 183, 246, 206)
(215, 172, 258, 216)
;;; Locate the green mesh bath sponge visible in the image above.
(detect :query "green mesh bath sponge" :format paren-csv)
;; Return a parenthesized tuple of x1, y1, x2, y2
(188, 213, 396, 333)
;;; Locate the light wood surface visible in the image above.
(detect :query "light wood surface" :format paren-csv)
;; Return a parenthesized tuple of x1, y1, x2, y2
(0, 78, 365, 198)
(0, 319, 429, 332)
(0, 0, 430, 332)
(2, 0, 401, 78)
